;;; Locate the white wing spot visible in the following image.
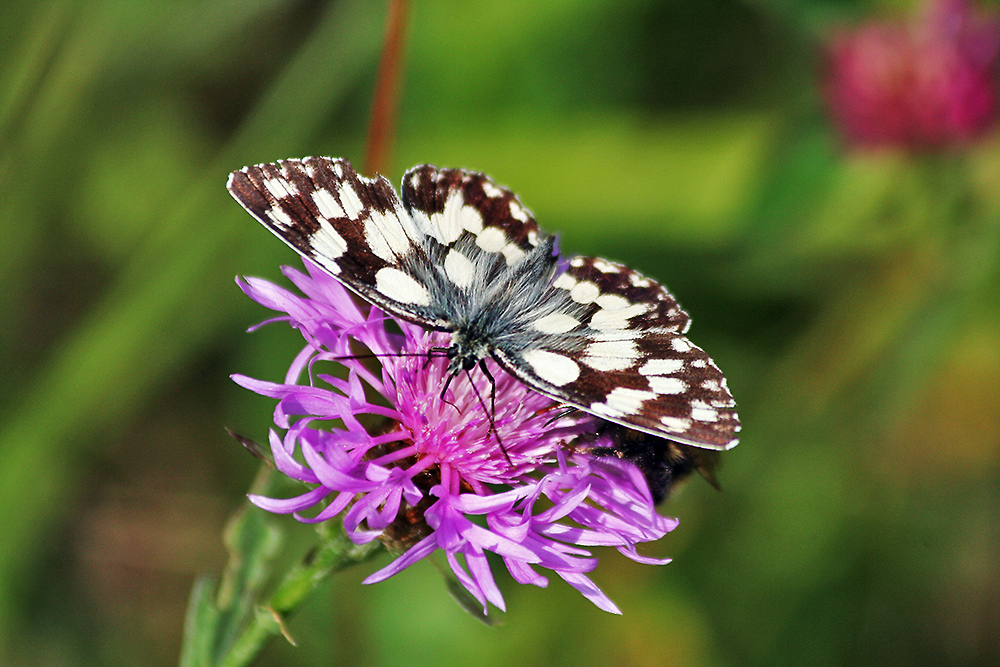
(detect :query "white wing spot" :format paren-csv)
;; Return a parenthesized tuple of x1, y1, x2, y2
(591, 330, 643, 342)
(581, 339, 638, 372)
(432, 193, 464, 243)
(311, 256, 341, 275)
(647, 376, 687, 395)
(671, 337, 694, 353)
(482, 181, 504, 198)
(690, 358, 707, 368)
(691, 405, 720, 422)
(309, 227, 348, 259)
(340, 183, 365, 220)
(365, 211, 412, 262)
(585, 339, 638, 360)
(533, 312, 580, 334)
(569, 257, 585, 267)
(374, 267, 431, 306)
(639, 359, 685, 375)
(590, 303, 650, 330)
(592, 259, 618, 273)
(629, 273, 651, 288)
(269, 205, 294, 229)
(444, 249, 475, 288)
(312, 188, 344, 218)
(460, 202, 484, 234)
(702, 379, 721, 392)
(595, 293, 630, 310)
(553, 272, 577, 290)
(264, 177, 295, 199)
(510, 201, 530, 222)
(522, 349, 580, 386)
(600, 387, 656, 415)
(570, 281, 600, 304)
(429, 192, 483, 243)
(502, 243, 526, 266)
(475, 226, 507, 253)
(527, 230, 539, 246)
(660, 416, 693, 432)
(581, 357, 631, 372)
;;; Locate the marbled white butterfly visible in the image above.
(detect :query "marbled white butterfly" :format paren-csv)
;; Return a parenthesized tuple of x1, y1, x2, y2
(227, 157, 739, 451)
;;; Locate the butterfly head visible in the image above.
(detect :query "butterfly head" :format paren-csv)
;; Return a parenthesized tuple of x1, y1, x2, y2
(444, 326, 494, 377)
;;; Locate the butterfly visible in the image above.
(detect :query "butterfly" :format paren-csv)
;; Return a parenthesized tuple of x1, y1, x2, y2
(227, 157, 739, 451)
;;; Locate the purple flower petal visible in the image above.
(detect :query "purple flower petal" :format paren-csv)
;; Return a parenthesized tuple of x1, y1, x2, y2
(235, 260, 685, 614)
(249, 486, 330, 514)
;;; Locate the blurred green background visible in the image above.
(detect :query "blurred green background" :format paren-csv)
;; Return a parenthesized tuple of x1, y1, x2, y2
(3, 0, 999, 665)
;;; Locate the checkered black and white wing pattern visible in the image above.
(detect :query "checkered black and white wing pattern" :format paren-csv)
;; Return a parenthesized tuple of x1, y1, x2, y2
(495, 257, 740, 450)
(229, 157, 739, 452)
(401, 164, 545, 263)
(227, 157, 552, 333)
(228, 157, 448, 328)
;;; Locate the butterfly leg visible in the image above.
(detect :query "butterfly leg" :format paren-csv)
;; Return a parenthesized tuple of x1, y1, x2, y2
(477, 359, 498, 416)
(437, 371, 461, 412)
(464, 367, 510, 466)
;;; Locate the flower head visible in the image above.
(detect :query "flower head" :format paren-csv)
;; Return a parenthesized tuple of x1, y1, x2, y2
(824, 0, 1000, 149)
(233, 260, 677, 614)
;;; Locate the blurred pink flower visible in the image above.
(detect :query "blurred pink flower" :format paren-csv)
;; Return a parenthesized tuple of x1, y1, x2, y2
(824, 0, 1000, 149)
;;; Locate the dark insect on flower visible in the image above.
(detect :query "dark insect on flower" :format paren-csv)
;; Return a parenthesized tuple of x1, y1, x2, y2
(581, 421, 720, 505)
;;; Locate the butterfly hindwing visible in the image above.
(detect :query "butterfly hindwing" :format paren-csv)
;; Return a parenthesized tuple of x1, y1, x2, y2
(496, 257, 739, 450)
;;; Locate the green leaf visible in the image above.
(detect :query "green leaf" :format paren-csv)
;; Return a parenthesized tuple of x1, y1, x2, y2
(178, 576, 222, 667)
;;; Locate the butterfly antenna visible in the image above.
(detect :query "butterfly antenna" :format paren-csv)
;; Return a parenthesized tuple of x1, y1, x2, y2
(327, 349, 449, 363)
(477, 359, 498, 415)
(426, 345, 450, 369)
(543, 406, 578, 427)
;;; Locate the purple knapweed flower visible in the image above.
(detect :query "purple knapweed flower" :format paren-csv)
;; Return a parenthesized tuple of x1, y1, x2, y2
(824, 0, 1000, 149)
(232, 260, 678, 614)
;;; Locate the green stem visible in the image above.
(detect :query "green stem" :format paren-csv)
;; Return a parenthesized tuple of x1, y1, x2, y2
(217, 525, 382, 667)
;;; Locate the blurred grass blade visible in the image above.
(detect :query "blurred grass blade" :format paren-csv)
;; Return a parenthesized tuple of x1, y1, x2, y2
(0, 0, 383, 653)
(0, 0, 76, 150)
(211, 513, 383, 667)
(179, 575, 222, 667)
(212, 470, 287, 664)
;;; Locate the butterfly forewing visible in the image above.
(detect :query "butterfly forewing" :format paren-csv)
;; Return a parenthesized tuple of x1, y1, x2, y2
(228, 157, 454, 329)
